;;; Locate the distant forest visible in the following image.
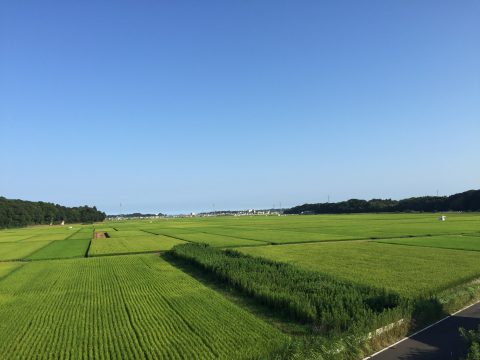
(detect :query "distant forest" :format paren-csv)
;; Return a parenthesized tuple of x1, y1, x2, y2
(285, 189, 480, 215)
(0, 196, 106, 229)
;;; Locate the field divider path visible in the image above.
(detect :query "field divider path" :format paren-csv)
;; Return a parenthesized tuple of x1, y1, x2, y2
(141, 228, 480, 250)
(461, 232, 480, 238)
(141, 229, 273, 247)
(373, 239, 480, 253)
(139, 229, 198, 244)
(17, 235, 38, 242)
(0, 239, 34, 245)
(89, 250, 165, 258)
(0, 262, 26, 281)
(64, 228, 82, 240)
(19, 240, 55, 260)
(0, 258, 32, 263)
(139, 229, 159, 236)
(139, 229, 171, 237)
(0, 250, 168, 263)
(0, 235, 37, 244)
(198, 230, 276, 244)
(231, 231, 478, 248)
(198, 231, 273, 244)
(84, 239, 92, 258)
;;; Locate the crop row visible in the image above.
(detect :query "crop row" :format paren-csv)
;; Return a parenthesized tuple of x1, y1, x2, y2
(0, 254, 286, 359)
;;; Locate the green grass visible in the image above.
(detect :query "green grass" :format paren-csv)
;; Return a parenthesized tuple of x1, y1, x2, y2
(202, 228, 356, 244)
(0, 214, 479, 359)
(0, 262, 23, 279)
(464, 233, 480, 238)
(88, 234, 186, 256)
(168, 232, 269, 247)
(93, 227, 117, 233)
(0, 241, 52, 261)
(0, 254, 287, 359)
(102, 213, 480, 242)
(0, 234, 34, 242)
(67, 227, 93, 240)
(0, 226, 88, 243)
(376, 235, 480, 252)
(27, 239, 91, 260)
(106, 230, 149, 238)
(22, 233, 70, 241)
(140, 227, 200, 236)
(237, 241, 480, 298)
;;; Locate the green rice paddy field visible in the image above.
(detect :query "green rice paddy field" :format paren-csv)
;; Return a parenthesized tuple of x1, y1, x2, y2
(0, 213, 479, 359)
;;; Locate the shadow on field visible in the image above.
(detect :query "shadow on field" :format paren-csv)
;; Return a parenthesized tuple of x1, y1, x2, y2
(164, 248, 480, 360)
(410, 298, 449, 332)
(161, 252, 313, 336)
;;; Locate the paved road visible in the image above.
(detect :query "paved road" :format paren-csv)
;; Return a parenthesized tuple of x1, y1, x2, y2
(370, 302, 480, 360)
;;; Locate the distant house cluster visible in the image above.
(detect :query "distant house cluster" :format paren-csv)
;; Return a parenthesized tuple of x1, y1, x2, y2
(106, 209, 285, 220)
(106, 213, 166, 221)
(191, 208, 284, 218)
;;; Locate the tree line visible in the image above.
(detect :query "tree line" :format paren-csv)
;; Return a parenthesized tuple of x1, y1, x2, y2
(285, 189, 480, 215)
(0, 196, 106, 228)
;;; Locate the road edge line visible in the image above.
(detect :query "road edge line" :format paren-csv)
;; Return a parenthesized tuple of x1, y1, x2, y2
(363, 299, 480, 359)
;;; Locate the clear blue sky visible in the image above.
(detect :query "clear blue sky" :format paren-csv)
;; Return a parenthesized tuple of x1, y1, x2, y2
(1, 1, 479, 214)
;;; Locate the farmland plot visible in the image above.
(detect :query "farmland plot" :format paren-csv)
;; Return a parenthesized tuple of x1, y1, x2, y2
(88, 234, 185, 256)
(269, 218, 480, 239)
(28, 239, 90, 260)
(67, 227, 93, 240)
(21, 233, 70, 241)
(139, 227, 198, 237)
(237, 242, 480, 297)
(93, 227, 117, 234)
(168, 232, 268, 247)
(376, 235, 480, 252)
(170, 243, 404, 335)
(0, 255, 286, 359)
(0, 241, 51, 261)
(203, 228, 355, 244)
(106, 230, 148, 238)
(0, 232, 35, 242)
(114, 213, 480, 243)
(0, 262, 23, 279)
